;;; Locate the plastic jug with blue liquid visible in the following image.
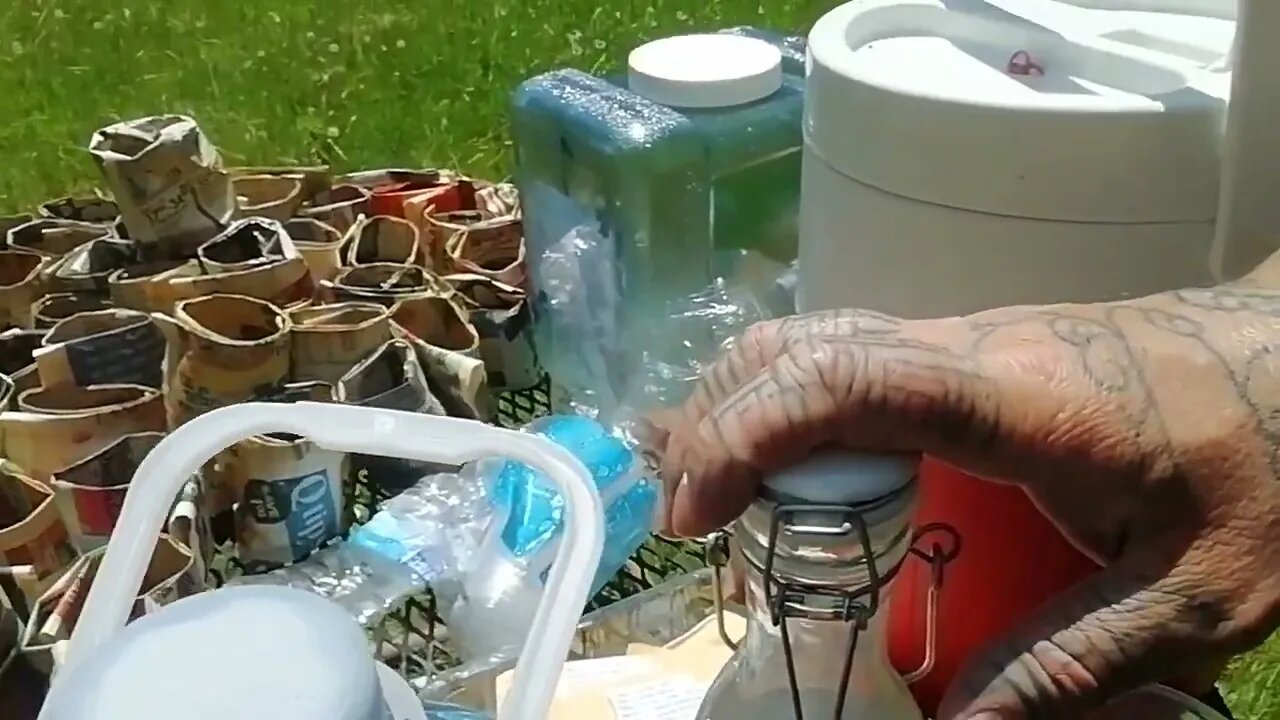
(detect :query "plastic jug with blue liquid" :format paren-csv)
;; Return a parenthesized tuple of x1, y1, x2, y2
(511, 28, 805, 412)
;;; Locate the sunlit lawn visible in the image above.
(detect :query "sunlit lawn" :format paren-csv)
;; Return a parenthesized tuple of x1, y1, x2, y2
(0, 1, 1275, 718)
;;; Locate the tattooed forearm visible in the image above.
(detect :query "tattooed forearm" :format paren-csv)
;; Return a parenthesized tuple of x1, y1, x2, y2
(1174, 287, 1280, 316)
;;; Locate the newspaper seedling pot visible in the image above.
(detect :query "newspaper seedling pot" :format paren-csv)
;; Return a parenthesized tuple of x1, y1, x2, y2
(88, 115, 235, 261)
(0, 250, 51, 329)
(288, 302, 392, 385)
(35, 310, 164, 389)
(154, 294, 291, 428)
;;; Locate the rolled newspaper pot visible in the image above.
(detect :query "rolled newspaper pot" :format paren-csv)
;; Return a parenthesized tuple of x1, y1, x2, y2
(35, 309, 164, 389)
(218, 432, 346, 573)
(49, 432, 165, 553)
(283, 217, 343, 283)
(447, 273, 541, 392)
(321, 263, 449, 306)
(0, 461, 77, 621)
(288, 302, 392, 385)
(336, 338, 448, 493)
(298, 184, 370, 235)
(39, 237, 135, 296)
(0, 250, 51, 329)
(106, 259, 192, 315)
(153, 294, 291, 428)
(229, 165, 331, 201)
(7, 218, 112, 259)
(390, 294, 479, 354)
(232, 174, 305, 222)
(170, 218, 313, 309)
(339, 214, 422, 266)
(445, 215, 527, 290)
(0, 383, 166, 481)
(88, 115, 235, 260)
(196, 216, 291, 272)
(18, 534, 199, 677)
(38, 196, 119, 225)
(31, 293, 114, 330)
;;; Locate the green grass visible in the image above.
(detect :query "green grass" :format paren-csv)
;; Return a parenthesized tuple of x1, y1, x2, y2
(0, 1, 1276, 718)
(0, 0, 828, 210)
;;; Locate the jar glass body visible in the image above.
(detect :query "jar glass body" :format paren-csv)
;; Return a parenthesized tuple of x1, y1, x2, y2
(697, 482, 923, 720)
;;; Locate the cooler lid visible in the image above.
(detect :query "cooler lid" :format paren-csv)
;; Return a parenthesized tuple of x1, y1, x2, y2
(805, 0, 1236, 223)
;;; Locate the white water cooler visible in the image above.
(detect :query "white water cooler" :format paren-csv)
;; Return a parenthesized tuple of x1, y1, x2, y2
(799, 0, 1275, 317)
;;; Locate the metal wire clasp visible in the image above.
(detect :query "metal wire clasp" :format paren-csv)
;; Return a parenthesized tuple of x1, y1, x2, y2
(707, 503, 960, 720)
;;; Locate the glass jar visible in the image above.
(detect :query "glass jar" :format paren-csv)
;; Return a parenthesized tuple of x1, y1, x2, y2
(698, 452, 956, 720)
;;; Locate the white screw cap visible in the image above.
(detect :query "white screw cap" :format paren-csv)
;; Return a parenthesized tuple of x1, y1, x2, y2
(628, 34, 783, 109)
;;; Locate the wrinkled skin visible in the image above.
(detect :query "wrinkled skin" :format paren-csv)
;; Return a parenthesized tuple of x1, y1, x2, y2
(654, 252, 1280, 719)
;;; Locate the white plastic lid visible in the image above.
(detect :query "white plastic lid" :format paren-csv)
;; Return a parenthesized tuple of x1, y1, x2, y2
(765, 451, 917, 505)
(806, 0, 1236, 222)
(41, 586, 411, 720)
(628, 34, 783, 108)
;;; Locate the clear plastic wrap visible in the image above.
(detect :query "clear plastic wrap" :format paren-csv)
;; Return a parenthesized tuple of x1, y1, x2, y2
(534, 232, 795, 426)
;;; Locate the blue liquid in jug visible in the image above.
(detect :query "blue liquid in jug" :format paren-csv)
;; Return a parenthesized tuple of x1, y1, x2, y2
(511, 28, 805, 410)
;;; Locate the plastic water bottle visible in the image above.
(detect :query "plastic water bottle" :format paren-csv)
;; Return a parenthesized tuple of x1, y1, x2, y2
(229, 465, 495, 626)
(230, 415, 655, 639)
(440, 415, 658, 660)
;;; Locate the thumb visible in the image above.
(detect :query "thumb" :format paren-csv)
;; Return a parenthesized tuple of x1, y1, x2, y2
(938, 554, 1209, 720)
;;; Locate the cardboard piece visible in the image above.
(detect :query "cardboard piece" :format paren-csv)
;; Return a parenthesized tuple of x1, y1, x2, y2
(493, 610, 747, 720)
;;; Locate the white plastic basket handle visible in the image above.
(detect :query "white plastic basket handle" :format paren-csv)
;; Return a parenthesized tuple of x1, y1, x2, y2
(55, 402, 605, 720)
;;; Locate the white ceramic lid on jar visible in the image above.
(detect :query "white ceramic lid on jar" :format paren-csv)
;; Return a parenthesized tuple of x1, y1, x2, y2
(805, 0, 1236, 223)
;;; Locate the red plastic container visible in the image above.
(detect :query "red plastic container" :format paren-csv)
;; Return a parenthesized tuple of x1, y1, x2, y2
(889, 457, 1100, 716)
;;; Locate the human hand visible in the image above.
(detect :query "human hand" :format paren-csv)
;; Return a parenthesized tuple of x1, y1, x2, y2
(657, 255, 1280, 718)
